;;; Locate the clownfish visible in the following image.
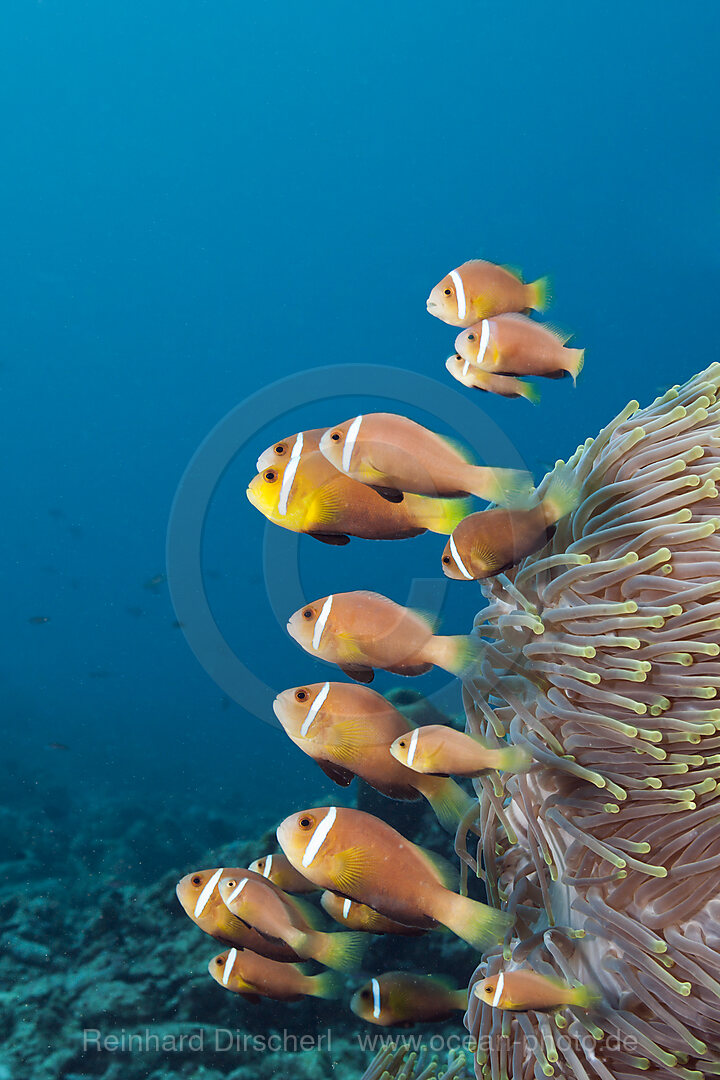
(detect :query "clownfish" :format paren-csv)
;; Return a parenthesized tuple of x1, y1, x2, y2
(390, 725, 531, 778)
(273, 681, 474, 831)
(445, 353, 540, 403)
(218, 874, 365, 971)
(427, 260, 550, 327)
(248, 852, 318, 894)
(277, 805, 512, 950)
(286, 590, 476, 683)
(441, 466, 579, 581)
(175, 867, 300, 960)
(256, 428, 327, 472)
(351, 971, 468, 1026)
(247, 450, 469, 545)
(474, 969, 599, 1012)
(320, 891, 428, 936)
(319, 412, 531, 506)
(208, 947, 341, 1002)
(455, 314, 584, 384)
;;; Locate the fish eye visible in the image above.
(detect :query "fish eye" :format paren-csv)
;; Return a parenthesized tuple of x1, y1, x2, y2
(264, 469, 278, 483)
(484, 985, 494, 996)
(274, 444, 286, 454)
(295, 689, 309, 702)
(467, 333, 475, 341)
(192, 876, 202, 886)
(226, 879, 236, 888)
(215, 957, 224, 966)
(299, 815, 314, 829)
(361, 988, 371, 1000)
(398, 740, 406, 747)
(330, 432, 341, 442)
(444, 287, 452, 296)
(303, 609, 314, 619)
(442, 555, 451, 565)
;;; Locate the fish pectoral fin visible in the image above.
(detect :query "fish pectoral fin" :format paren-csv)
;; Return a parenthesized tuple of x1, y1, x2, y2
(309, 531, 351, 545)
(307, 479, 348, 526)
(471, 540, 503, 576)
(332, 847, 368, 895)
(340, 664, 374, 683)
(316, 759, 355, 787)
(370, 485, 405, 503)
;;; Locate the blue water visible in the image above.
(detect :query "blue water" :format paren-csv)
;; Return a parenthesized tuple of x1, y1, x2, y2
(3, 2, 718, 818)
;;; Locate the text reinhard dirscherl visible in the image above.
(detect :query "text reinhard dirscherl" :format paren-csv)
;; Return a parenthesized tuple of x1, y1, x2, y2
(82, 1028, 638, 1056)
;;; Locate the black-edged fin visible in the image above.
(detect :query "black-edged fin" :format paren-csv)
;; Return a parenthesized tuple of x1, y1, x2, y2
(309, 532, 351, 546)
(387, 661, 433, 676)
(340, 664, 374, 683)
(370, 486, 405, 503)
(317, 759, 355, 787)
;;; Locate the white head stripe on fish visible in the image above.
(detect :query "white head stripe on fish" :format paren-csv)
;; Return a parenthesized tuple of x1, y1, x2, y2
(226, 877, 249, 905)
(406, 726, 420, 768)
(342, 415, 363, 473)
(342, 897, 352, 919)
(449, 534, 473, 580)
(371, 977, 382, 1018)
(222, 947, 237, 986)
(449, 270, 466, 321)
(462, 358, 470, 377)
(277, 432, 304, 516)
(262, 854, 273, 878)
(302, 806, 337, 868)
(312, 595, 333, 651)
(194, 867, 224, 918)
(300, 681, 330, 737)
(477, 320, 490, 365)
(492, 973, 505, 1008)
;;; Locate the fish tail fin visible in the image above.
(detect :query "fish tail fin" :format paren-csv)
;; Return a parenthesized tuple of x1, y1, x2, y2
(412, 495, 473, 535)
(567, 348, 585, 386)
(417, 776, 476, 833)
(308, 969, 344, 999)
(438, 891, 513, 951)
(572, 983, 602, 1010)
(470, 466, 534, 507)
(542, 463, 581, 526)
(425, 634, 479, 677)
(527, 275, 551, 312)
(496, 744, 532, 774)
(310, 930, 367, 972)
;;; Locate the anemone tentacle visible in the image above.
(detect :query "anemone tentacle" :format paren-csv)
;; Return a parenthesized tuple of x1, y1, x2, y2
(463, 363, 720, 1080)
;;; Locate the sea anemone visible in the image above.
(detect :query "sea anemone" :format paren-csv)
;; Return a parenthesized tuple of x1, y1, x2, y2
(361, 1044, 473, 1080)
(461, 363, 720, 1080)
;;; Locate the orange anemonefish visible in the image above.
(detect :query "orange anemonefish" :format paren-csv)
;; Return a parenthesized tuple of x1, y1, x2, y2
(427, 259, 549, 327)
(351, 971, 468, 1026)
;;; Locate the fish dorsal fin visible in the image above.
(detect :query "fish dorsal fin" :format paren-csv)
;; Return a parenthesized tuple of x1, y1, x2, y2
(437, 433, 473, 464)
(316, 759, 355, 787)
(501, 264, 524, 282)
(542, 322, 574, 345)
(415, 844, 459, 890)
(411, 608, 440, 633)
(286, 894, 324, 931)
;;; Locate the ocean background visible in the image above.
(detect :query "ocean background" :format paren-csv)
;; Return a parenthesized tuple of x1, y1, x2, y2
(2, 2, 718, 1077)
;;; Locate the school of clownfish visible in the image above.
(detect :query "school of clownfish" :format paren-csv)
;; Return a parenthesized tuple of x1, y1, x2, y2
(176, 258, 599, 1027)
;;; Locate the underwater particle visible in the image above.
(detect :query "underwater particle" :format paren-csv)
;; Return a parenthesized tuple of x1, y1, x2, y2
(351, 971, 468, 1026)
(143, 573, 166, 590)
(45, 742, 69, 751)
(463, 362, 720, 1080)
(427, 259, 550, 326)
